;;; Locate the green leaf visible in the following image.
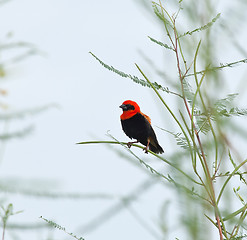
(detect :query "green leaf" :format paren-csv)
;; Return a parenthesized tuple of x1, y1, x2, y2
(179, 13, 221, 38)
(152, 3, 172, 27)
(186, 58, 247, 78)
(148, 36, 174, 51)
(90, 52, 173, 93)
(159, 128, 194, 151)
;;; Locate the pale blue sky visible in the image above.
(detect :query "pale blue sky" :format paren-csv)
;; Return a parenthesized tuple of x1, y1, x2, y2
(0, 0, 247, 239)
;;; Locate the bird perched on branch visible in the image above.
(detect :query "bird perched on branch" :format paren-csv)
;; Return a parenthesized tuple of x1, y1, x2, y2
(119, 100, 164, 154)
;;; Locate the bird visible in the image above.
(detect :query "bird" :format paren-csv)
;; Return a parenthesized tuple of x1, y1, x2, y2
(119, 100, 164, 154)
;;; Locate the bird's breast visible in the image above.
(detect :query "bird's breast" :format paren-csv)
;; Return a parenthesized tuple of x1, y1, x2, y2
(120, 113, 151, 141)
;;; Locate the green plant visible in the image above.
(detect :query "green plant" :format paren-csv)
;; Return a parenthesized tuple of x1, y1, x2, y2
(0, 203, 22, 240)
(40, 216, 85, 240)
(79, 1, 247, 239)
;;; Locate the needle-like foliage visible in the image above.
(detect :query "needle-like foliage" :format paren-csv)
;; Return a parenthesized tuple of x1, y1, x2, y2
(81, 1, 247, 239)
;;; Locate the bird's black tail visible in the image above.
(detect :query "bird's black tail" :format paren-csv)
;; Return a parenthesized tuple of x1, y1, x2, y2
(149, 143, 164, 154)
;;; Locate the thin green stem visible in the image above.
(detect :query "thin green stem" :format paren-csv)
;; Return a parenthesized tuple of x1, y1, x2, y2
(193, 41, 219, 174)
(179, 112, 210, 191)
(205, 214, 230, 239)
(177, 38, 213, 200)
(2, 222, 5, 240)
(229, 210, 247, 239)
(223, 204, 247, 222)
(217, 159, 247, 204)
(173, 24, 225, 239)
(135, 64, 189, 136)
(135, 64, 203, 184)
(156, 0, 189, 73)
(156, 1, 174, 24)
(178, 111, 196, 166)
(192, 42, 220, 210)
(185, 58, 247, 78)
(77, 140, 201, 185)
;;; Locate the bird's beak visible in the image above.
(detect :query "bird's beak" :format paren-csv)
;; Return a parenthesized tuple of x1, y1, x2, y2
(119, 104, 127, 111)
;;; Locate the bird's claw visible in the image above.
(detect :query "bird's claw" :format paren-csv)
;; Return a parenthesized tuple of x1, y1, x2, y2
(127, 141, 139, 149)
(127, 142, 149, 153)
(143, 147, 148, 154)
(127, 142, 132, 148)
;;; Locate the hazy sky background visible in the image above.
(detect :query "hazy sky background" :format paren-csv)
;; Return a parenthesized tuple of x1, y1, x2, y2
(0, 0, 247, 239)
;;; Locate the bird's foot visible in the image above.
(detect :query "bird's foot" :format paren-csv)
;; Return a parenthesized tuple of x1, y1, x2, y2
(127, 141, 139, 148)
(127, 142, 132, 148)
(143, 139, 150, 154)
(143, 147, 149, 154)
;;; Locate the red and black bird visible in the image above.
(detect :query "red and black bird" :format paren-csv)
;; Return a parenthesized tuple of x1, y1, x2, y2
(120, 100, 164, 154)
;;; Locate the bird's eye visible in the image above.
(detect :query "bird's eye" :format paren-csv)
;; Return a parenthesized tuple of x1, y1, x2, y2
(126, 104, 135, 110)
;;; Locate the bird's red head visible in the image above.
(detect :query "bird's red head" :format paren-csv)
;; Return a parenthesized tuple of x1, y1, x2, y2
(119, 100, 140, 120)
